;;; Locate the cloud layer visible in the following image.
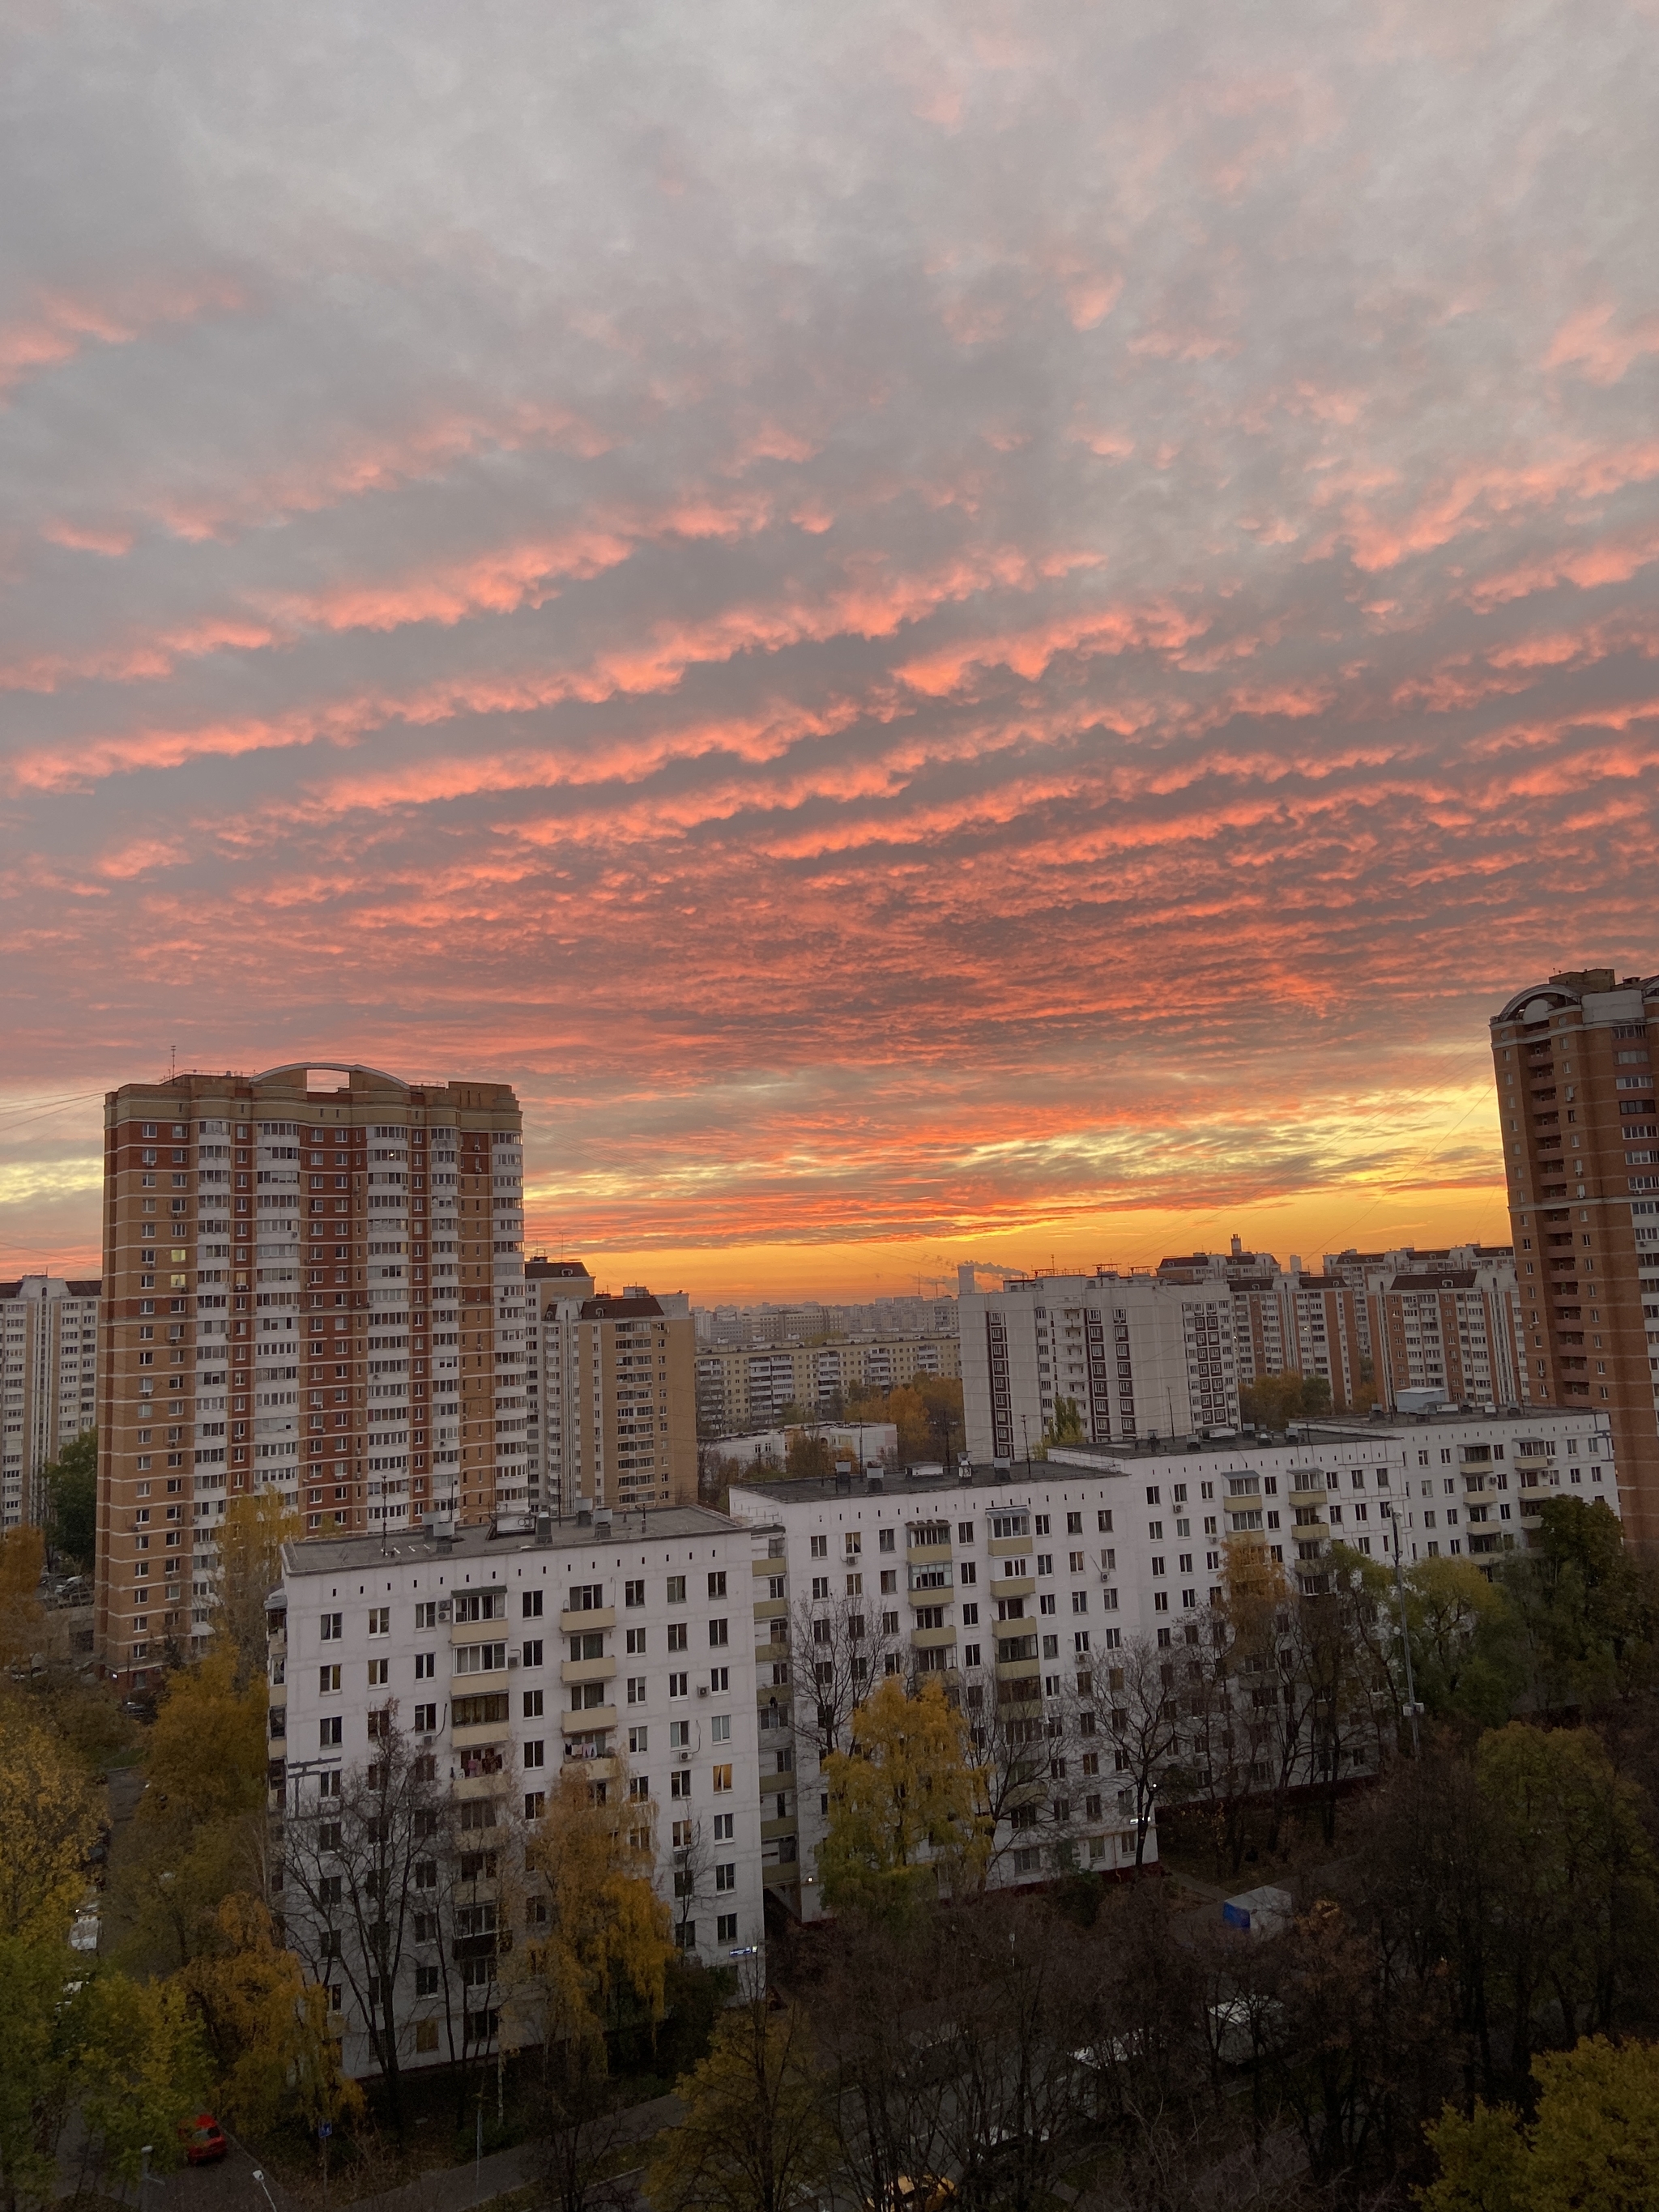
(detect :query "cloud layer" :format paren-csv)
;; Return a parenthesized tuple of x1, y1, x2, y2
(2, 0, 1657, 1291)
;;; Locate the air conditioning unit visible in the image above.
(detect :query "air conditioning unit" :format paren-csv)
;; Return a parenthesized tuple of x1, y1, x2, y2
(676, 1750, 692, 1764)
(508, 1656, 520, 1669)
(696, 1685, 710, 1698)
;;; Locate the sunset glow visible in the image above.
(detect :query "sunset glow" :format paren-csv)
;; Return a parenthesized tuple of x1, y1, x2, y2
(2, 1, 1655, 1297)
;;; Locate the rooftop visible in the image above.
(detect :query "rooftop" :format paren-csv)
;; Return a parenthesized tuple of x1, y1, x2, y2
(279, 1503, 741, 1578)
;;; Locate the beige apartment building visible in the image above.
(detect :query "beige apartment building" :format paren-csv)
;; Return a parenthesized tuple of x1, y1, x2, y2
(1, 1275, 100, 1531)
(522, 1259, 697, 1511)
(1492, 966, 1659, 1542)
(96, 1063, 522, 1689)
(696, 1329, 961, 1439)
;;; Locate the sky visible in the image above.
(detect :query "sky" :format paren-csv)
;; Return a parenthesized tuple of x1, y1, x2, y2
(2, 0, 1657, 1302)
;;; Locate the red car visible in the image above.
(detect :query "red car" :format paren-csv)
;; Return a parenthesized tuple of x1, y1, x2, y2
(181, 2116, 228, 2165)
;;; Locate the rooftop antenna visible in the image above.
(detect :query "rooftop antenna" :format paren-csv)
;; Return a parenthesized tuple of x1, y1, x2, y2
(169, 1044, 177, 1080)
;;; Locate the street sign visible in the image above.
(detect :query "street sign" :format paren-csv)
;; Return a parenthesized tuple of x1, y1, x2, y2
(318, 2124, 333, 2139)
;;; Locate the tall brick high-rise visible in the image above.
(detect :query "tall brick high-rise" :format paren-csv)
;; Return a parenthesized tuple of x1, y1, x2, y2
(1491, 969, 1659, 1543)
(96, 1063, 522, 1689)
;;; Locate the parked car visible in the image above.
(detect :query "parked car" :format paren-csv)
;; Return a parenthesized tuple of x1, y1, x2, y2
(180, 2116, 228, 2164)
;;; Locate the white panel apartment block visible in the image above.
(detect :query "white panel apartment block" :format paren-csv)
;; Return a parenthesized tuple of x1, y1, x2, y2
(272, 1506, 767, 2078)
(729, 1405, 1617, 1921)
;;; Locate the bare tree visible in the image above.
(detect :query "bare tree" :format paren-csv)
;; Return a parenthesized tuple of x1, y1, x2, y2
(791, 1588, 899, 1761)
(279, 1711, 450, 2137)
(1101, 1638, 1187, 1871)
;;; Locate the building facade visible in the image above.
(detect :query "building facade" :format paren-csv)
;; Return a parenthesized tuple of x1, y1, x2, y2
(0, 1275, 100, 1531)
(960, 1272, 1242, 1463)
(96, 1063, 522, 1690)
(1491, 968, 1659, 1540)
(270, 1507, 768, 2077)
(729, 1406, 1616, 1921)
(696, 1329, 961, 1439)
(528, 1287, 698, 1515)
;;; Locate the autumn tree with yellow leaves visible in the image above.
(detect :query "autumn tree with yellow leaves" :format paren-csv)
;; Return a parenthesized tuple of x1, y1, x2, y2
(819, 1674, 989, 1917)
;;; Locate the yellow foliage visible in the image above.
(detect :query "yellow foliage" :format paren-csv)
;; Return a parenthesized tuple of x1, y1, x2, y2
(181, 1894, 362, 2135)
(820, 1675, 988, 1915)
(0, 1525, 46, 1675)
(648, 1997, 834, 2212)
(0, 1703, 100, 1941)
(513, 1765, 674, 2052)
(145, 1647, 268, 1826)
(76, 1971, 211, 2184)
(215, 1490, 300, 1688)
(1422, 2035, 1659, 2212)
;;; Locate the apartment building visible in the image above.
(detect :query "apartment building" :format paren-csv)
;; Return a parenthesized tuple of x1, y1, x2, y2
(698, 1296, 959, 1346)
(959, 1271, 1240, 1463)
(97, 1063, 522, 1690)
(696, 1329, 961, 1439)
(728, 1406, 1615, 1921)
(1, 1275, 100, 1531)
(1491, 967, 1659, 1539)
(527, 1282, 698, 1515)
(1367, 1263, 1525, 1412)
(270, 1507, 768, 2076)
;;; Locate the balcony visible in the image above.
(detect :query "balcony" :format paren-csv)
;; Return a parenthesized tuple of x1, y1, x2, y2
(561, 1655, 616, 1687)
(752, 1596, 788, 1622)
(561, 1750, 619, 1780)
(987, 1536, 1032, 1559)
(563, 1704, 617, 1735)
(911, 1623, 957, 1650)
(559, 1605, 616, 1634)
(454, 1721, 510, 1751)
(906, 1541, 953, 1566)
(992, 1573, 1035, 1600)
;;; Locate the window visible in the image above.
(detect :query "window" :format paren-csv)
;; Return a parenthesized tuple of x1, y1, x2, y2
(629, 1725, 649, 1754)
(708, 1619, 729, 1648)
(627, 1677, 647, 1705)
(523, 1690, 544, 1717)
(415, 1651, 435, 1680)
(669, 1672, 689, 1698)
(715, 1864, 736, 1891)
(667, 1576, 686, 1603)
(568, 1583, 604, 1611)
(957, 1521, 975, 1542)
(1098, 1511, 1113, 1533)
(1071, 1590, 1088, 1613)
(711, 1715, 731, 1742)
(707, 1571, 727, 1599)
(522, 1591, 544, 1618)
(625, 1579, 646, 1608)
(414, 1703, 437, 1731)
(845, 1531, 862, 1555)
(667, 1622, 688, 1652)
(671, 1773, 691, 1800)
(712, 1764, 733, 1792)
(319, 1716, 342, 1747)
(524, 1792, 546, 1821)
(319, 1664, 341, 1694)
(524, 1741, 545, 1768)
(879, 1528, 895, 1553)
(810, 1535, 827, 1558)
(1066, 1511, 1082, 1534)
(369, 1607, 390, 1635)
(368, 1658, 389, 1687)
(320, 1612, 342, 1640)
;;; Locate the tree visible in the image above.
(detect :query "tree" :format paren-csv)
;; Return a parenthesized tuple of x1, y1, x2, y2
(214, 1490, 300, 1688)
(0, 1528, 45, 1677)
(783, 1430, 830, 1481)
(0, 1704, 100, 1943)
(505, 1767, 672, 2212)
(1407, 1554, 1524, 1726)
(819, 1675, 988, 1916)
(280, 1720, 448, 2137)
(180, 1893, 365, 2140)
(1477, 1724, 1657, 2089)
(1422, 2035, 1659, 2212)
(1520, 1496, 1659, 1707)
(1042, 1398, 1085, 1448)
(73, 1970, 211, 2193)
(791, 1588, 898, 1762)
(647, 1993, 834, 2212)
(1101, 1638, 1187, 1871)
(42, 1432, 96, 1573)
(110, 1649, 270, 1976)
